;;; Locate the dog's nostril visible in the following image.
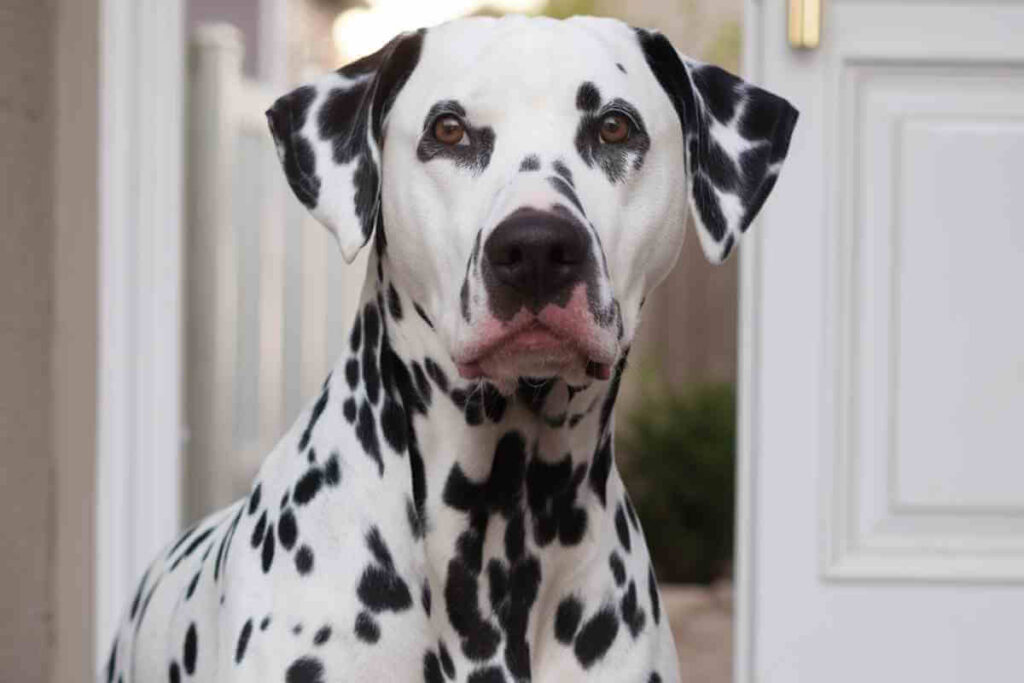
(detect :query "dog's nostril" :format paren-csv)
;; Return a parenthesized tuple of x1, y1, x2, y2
(550, 245, 566, 265)
(508, 246, 523, 265)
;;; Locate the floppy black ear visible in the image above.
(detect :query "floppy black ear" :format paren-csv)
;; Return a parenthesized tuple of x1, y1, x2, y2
(636, 29, 798, 263)
(266, 30, 424, 262)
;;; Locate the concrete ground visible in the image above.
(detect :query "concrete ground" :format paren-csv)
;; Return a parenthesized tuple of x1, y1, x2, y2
(663, 582, 733, 683)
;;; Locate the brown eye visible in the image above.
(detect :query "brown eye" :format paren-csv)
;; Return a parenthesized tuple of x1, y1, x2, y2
(599, 112, 630, 144)
(433, 115, 465, 145)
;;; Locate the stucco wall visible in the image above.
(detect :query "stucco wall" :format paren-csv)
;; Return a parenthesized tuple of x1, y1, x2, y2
(0, 1, 56, 680)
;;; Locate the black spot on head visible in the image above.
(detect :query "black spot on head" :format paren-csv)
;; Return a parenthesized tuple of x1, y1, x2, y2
(266, 85, 320, 209)
(552, 160, 574, 186)
(183, 622, 198, 675)
(407, 496, 425, 539)
(168, 661, 180, 683)
(343, 397, 356, 423)
(425, 358, 449, 393)
(576, 82, 601, 112)
(285, 656, 325, 683)
(105, 641, 117, 683)
(296, 545, 314, 575)
(519, 154, 541, 172)
(354, 611, 380, 643)
(616, 62, 627, 74)
(692, 173, 727, 241)
(575, 97, 650, 183)
(235, 619, 253, 664)
(260, 615, 271, 631)
(573, 604, 619, 669)
(414, 302, 434, 329)
(350, 312, 362, 352)
(313, 624, 332, 646)
(554, 595, 583, 644)
(548, 176, 586, 217)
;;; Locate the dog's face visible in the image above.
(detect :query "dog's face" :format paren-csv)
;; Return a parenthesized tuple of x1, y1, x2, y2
(268, 16, 797, 388)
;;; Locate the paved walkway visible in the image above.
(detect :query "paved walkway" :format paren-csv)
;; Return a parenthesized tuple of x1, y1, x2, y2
(663, 581, 733, 683)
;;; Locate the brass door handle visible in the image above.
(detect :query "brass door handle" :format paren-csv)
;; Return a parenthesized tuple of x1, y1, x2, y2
(789, 0, 821, 49)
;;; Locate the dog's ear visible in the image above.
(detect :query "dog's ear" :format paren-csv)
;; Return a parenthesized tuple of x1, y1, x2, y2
(267, 30, 424, 263)
(636, 29, 798, 264)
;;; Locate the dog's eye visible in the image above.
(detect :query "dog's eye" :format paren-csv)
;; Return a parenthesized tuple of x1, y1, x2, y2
(599, 112, 631, 144)
(433, 114, 466, 145)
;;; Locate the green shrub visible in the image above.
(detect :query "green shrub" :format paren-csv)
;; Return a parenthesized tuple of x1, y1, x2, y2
(617, 382, 736, 585)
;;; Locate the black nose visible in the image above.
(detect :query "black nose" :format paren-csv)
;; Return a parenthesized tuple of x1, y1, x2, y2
(483, 207, 590, 313)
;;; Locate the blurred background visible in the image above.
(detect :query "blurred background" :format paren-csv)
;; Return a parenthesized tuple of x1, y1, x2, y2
(4, 0, 1023, 681)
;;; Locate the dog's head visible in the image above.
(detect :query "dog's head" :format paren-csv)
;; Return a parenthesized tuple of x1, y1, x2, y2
(267, 16, 797, 388)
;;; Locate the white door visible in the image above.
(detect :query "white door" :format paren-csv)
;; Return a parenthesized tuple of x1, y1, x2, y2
(737, 1, 1024, 681)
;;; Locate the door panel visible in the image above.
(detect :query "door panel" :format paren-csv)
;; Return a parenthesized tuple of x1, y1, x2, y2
(739, 1, 1024, 680)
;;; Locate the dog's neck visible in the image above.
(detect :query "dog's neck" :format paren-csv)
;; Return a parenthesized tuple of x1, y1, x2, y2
(350, 247, 627, 586)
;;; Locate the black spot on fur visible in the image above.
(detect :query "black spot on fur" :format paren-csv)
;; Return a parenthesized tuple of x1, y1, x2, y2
(345, 358, 360, 389)
(575, 96, 650, 183)
(296, 545, 314, 575)
(554, 595, 583, 644)
(407, 496, 425, 539)
(356, 400, 383, 475)
(468, 667, 506, 683)
(168, 661, 180, 683)
(648, 565, 661, 625)
(526, 454, 588, 547)
(620, 580, 646, 638)
(294, 468, 324, 506)
(183, 623, 198, 675)
(260, 615, 271, 631)
(576, 82, 601, 112)
(343, 397, 356, 423)
(357, 527, 413, 613)
(609, 551, 626, 586)
(285, 656, 325, 683)
(362, 303, 382, 404)
(439, 641, 456, 678)
(425, 651, 445, 683)
(185, 571, 200, 600)
(573, 605, 619, 669)
(615, 502, 632, 552)
(313, 625, 332, 646)
(425, 358, 449, 393)
(422, 580, 432, 616)
(354, 611, 380, 643)
(251, 511, 267, 548)
(387, 283, 403, 320)
(519, 154, 540, 171)
(170, 526, 214, 570)
(381, 396, 408, 453)
(414, 302, 434, 329)
(616, 62, 627, 73)
(298, 387, 329, 452)
(261, 520, 276, 572)
(589, 436, 612, 507)
(247, 484, 262, 515)
(278, 510, 298, 550)
(235, 619, 253, 664)
(324, 452, 341, 486)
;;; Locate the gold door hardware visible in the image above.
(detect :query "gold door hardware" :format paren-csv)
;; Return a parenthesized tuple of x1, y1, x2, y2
(789, 0, 821, 49)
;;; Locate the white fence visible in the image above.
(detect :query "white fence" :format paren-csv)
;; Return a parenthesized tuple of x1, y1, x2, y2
(185, 24, 367, 522)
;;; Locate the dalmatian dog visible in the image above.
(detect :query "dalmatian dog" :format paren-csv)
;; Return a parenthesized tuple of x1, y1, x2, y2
(104, 15, 796, 683)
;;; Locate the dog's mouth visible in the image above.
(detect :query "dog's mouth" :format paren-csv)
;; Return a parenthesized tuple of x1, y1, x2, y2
(453, 286, 617, 385)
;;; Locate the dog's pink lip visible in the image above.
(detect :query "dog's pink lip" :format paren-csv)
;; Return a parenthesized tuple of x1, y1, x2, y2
(455, 320, 612, 380)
